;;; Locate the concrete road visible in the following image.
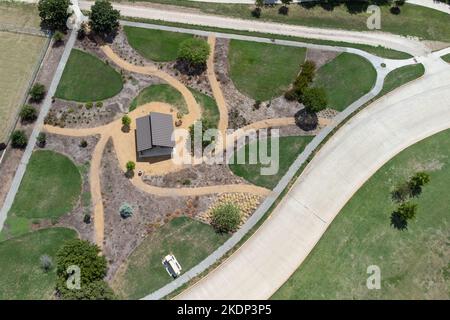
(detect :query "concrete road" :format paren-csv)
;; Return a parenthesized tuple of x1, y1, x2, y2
(177, 53, 450, 299)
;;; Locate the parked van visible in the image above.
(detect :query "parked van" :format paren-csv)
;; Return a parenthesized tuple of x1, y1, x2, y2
(162, 254, 182, 278)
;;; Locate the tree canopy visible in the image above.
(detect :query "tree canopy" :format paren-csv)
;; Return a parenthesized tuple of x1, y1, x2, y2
(38, 0, 71, 31)
(89, 0, 120, 37)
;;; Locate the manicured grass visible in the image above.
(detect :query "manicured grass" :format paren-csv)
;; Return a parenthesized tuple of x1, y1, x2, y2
(378, 64, 425, 97)
(229, 136, 313, 190)
(130, 1, 450, 43)
(442, 53, 450, 63)
(55, 49, 123, 102)
(112, 217, 229, 299)
(9, 150, 82, 220)
(228, 40, 306, 101)
(273, 129, 450, 299)
(191, 89, 220, 128)
(124, 26, 193, 62)
(122, 16, 412, 60)
(0, 227, 77, 299)
(129, 83, 187, 113)
(313, 52, 377, 111)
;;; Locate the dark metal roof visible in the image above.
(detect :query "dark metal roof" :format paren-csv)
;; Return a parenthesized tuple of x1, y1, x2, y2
(136, 112, 174, 153)
(136, 115, 152, 152)
(149, 112, 175, 148)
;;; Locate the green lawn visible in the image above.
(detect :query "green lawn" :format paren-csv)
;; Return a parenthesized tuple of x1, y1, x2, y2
(273, 129, 450, 299)
(0, 227, 77, 299)
(442, 53, 450, 63)
(9, 150, 82, 220)
(129, 1, 450, 43)
(55, 49, 123, 102)
(124, 26, 193, 62)
(313, 52, 377, 111)
(228, 40, 306, 101)
(191, 89, 220, 128)
(129, 83, 187, 113)
(378, 64, 425, 97)
(229, 136, 313, 190)
(112, 217, 229, 299)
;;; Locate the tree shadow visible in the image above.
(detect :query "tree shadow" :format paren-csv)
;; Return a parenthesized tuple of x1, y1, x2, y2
(390, 212, 408, 231)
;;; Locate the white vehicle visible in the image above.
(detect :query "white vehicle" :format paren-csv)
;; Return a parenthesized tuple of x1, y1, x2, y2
(162, 254, 182, 278)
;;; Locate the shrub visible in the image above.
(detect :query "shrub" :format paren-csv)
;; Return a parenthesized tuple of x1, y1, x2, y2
(96, 101, 103, 108)
(122, 115, 131, 132)
(56, 239, 111, 299)
(29, 83, 46, 102)
(295, 108, 319, 131)
(89, 0, 120, 37)
(40, 254, 53, 272)
(390, 6, 401, 14)
(85, 102, 93, 110)
(251, 7, 261, 18)
(211, 202, 241, 233)
(20, 104, 38, 123)
(37, 132, 47, 148)
(79, 139, 88, 148)
(176, 38, 210, 75)
(11, 130, 28, 149)
(302, 87, 328, 113)
(299, 60, 316, 83)
(395, 0, 405, 6)
(77, 22, 87, 40)
(0, 143, 6, 151)
(83, 214, 91, 224)
(395, 202, 418, 221)
(408, 172, 430, 197)
(126, 161, 135, 172)
(278, 5, 289, 15)
(119, 202, 133, 218)
(53, 30, 64, 43)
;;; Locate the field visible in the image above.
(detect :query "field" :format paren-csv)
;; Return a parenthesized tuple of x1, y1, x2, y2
(55, 49, 123, 102)
(228, 40, 306, 101)
(112, 217, 229, 299)
(313, 53, 377, 111)
(0, 227, 77, 300)
(8, 150, 82, 222)
(273, 129, 450, 299)
(229, 136, 313, 189)
(124, 26, 193, 62)
(0, 3, 46, 143)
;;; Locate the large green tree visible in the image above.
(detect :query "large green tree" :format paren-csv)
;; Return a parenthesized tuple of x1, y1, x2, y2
(38, 0, 71, 31)
(89, 0, 120, 37)
(55, 239, 115, 300)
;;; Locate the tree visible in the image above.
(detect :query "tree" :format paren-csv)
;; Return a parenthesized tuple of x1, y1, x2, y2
(211, 202, 241, 233)
(122, 115, 131, 132)
(295, 108, 319, 131)
(11, 130, 28, 149)
(408, 171, 430, 197)
(119, 202, 133, 219)
(176, 38, 210, 75)
(38, 0, 71, 31)
(37, 132, 47, 148)
(302, 87, 328, 113)
(29, 83, 46, 102)
(19, 105, 38, 123)
(89, 0, 120, 37)
(395, 202, 418, 221)
(56, 239, 110, 299)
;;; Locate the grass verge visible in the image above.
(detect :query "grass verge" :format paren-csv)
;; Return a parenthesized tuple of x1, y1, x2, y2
(129, 83, 187, 113)
(379, 63, 425, 97)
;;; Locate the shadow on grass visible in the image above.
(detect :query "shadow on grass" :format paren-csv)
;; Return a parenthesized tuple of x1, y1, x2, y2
(390, 212, 408, 231)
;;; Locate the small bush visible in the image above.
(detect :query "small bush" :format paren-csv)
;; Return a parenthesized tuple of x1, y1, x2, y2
(20, 104, 38, 123)
(119, 202, 133, 218)
(85, 102, 93, 110)
(83, 214, 91, 224)
(40, 254, 53, 272)
(11, 130, 28, 149)
(211, 202, 241, 233)
(96, 101, 103, 108)
(126, 161, 135, 172)
(251, 7, 261, 18)
(122, 115, 131, 132)
(390, 6, 401, 14)
(29, 83, 46, 102)
(182, 179, 191, 186)
(278, 6, 289, 15)
(37, 132, 47, 148)
(176, 38, 210, 75)
(53, 30, 64, 43)
(295, 108, 319, 131)
(79, 139, 88, 148)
